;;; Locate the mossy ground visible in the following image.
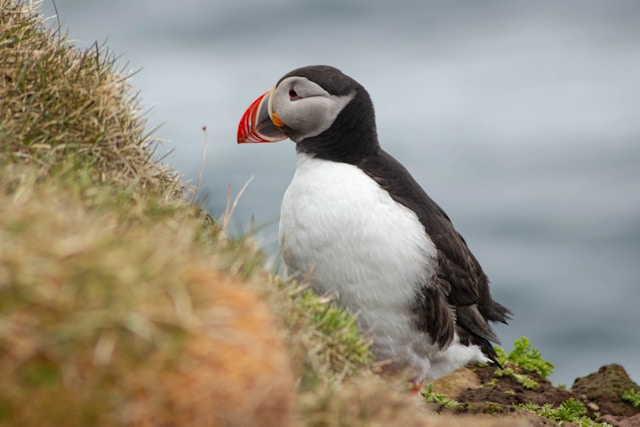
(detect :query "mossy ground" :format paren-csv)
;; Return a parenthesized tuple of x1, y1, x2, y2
(2, 2, 639, 426)
(428, 341, 640, 426)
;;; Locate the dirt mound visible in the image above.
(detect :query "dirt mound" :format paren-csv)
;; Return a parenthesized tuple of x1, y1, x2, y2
(430, 363, 640, 426)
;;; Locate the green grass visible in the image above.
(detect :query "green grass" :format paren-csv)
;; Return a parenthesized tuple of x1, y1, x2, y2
(517, 399, 612, 427)
(282, 283, 373, 389)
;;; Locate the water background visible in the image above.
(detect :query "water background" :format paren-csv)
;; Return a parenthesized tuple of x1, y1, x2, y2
(39, 0, 640, 385)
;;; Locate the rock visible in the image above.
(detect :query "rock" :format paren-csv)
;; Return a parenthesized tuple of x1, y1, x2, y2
(617, 413, 640, 427)
(572, 364, 640, 418)
(431, 367, 482, 398)
(603, 413, 640, 427)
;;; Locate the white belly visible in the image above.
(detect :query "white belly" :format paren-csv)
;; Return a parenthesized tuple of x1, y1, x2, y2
(279, 153, 487, 380)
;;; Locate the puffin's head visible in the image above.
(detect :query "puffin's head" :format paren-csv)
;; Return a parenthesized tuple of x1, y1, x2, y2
(237, 65, 372, 145)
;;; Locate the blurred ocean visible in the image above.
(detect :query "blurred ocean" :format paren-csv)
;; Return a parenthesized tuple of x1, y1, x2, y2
(39, 0, 640, 385)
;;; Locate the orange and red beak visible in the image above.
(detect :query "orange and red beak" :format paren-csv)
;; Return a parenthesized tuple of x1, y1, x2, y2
(237, 88, 288, 144)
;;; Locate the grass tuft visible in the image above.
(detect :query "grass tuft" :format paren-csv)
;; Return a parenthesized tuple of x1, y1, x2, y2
(0, 0, 177, 192)
(516, 399, 613, 427)
(282, 283, 373, 389)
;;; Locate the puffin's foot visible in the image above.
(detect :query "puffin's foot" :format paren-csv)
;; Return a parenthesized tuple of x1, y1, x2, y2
(374, 360, 425, 394)
(409, 380, 424, 395)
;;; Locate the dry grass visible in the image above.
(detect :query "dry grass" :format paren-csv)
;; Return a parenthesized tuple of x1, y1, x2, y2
(0, 2, 374, 425)
(0, 0, 174, 191)
(0, 163, 294, 426)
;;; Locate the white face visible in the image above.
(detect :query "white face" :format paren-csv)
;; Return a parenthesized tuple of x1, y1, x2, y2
(269, 76, 355, 142)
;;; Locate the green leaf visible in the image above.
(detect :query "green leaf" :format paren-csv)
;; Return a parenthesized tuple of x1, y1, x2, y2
(622, 389, 640, 407)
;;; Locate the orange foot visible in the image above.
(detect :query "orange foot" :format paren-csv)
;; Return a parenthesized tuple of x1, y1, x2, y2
(410, 379, 424, 394)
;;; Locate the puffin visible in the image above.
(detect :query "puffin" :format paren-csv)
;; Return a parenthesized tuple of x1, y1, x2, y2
(237, 65, 511, 384)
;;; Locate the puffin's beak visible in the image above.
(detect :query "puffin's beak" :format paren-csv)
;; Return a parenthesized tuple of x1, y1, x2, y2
(237, 88, 287, 144)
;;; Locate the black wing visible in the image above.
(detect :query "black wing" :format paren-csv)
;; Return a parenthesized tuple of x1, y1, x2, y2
(359, 149, 511, 360)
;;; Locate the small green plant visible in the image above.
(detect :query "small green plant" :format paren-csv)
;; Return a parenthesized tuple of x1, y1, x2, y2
(493, 337, 554, 390)
(623, 388, 640, 407)
(422, 384, 460, 409)
(517, 398, 612, 427)
(512, 372, 540, 390)
(495, 337, 554, 379)
(494, 367, 540, 389)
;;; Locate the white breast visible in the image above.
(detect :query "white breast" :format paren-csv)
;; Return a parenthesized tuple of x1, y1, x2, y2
(279, 153, 489, 380)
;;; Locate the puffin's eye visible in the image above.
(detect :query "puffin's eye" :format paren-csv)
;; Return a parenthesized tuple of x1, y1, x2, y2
(288, 88, 300, 100)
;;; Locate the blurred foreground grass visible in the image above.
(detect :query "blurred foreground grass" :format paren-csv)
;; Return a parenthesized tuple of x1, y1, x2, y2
(0, 2, 380, 425)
